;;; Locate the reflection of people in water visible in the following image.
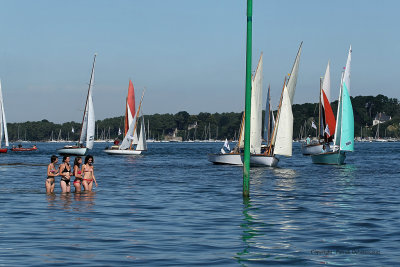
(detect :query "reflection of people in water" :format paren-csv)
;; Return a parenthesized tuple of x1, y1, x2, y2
(73, 157, 83, 193)
(82, 155, 98, 192)
(46, 155, 59, 194)
(59, 156, 72, 193)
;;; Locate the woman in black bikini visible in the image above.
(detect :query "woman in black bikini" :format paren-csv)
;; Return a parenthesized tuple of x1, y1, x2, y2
(46, 155, 59, 194)
(82, 155, 98, 192)
(73, 157, 83, 192)
(59, 155, 72, 193)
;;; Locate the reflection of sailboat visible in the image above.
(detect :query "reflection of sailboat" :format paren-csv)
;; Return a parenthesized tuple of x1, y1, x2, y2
(104, 81, 147, 155)
(302, 62, 336, 155)
(57, 54, 97, 156)
(312, 46, 354, 165)
(0, 81, 9, 153)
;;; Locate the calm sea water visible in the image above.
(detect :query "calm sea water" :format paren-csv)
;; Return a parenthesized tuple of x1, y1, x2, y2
(0, 141, 399, 266)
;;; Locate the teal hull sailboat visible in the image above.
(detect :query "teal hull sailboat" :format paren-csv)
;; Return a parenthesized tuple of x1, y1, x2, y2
(311, 150, 346, 165)
(312, 46, 353, 165)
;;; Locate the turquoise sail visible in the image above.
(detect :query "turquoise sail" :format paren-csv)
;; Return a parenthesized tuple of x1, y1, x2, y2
(339, 82, 354, 151)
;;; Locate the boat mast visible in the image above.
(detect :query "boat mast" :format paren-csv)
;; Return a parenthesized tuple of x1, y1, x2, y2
(318, 77, 322, 141)
(266, 85, 271, 146)
(78, 54, 97, 145)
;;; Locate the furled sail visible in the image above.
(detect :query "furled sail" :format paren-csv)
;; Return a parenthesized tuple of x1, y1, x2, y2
(263, 85, 274, 145)
(250, 53, 263, 154)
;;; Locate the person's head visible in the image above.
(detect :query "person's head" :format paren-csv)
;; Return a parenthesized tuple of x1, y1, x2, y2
(85, 155, 94, 165)
(74, 156, 82, 166)
(50, 155, 58, 163)
(62, 155, 70, 163)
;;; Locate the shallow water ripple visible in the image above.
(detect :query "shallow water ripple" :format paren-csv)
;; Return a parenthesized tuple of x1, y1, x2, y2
(0, 142, 399, 266)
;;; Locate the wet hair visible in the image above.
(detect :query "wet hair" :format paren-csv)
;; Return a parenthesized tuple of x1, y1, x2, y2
(62, 155, 70, 162)
(50, 155, 58, 163)
(84, 155, 94, 164)
(74, 156, 82, 167)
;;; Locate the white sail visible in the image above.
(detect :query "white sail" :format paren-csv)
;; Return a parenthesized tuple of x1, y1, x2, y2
(286, 42, 302, 105)
(343, 45, 352, 94)
(250, 53, 263, 154)
(132, 125, 139, 145)
(79, 54, 96, 148)
(0, 80, 9, 147)
(321, 61, 331, 102)
(136, 117, 147, 151)
(274, 85, 293, 157)
(86, 89, 95, 149)
(119, 113, 138, 150)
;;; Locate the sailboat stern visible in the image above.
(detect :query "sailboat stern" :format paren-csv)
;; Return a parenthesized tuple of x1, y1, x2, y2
(249, 154, 279, 167)
(208, 153, 242, 165)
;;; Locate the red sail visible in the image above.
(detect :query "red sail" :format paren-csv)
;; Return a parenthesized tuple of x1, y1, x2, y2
(124, 80, 136, 136)
(322, 90, 335, 137)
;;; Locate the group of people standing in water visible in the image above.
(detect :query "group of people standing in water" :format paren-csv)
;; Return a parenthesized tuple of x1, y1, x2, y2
(46, 154, 98, 194)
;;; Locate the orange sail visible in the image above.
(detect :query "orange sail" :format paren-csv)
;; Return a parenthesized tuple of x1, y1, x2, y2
(322, 90, 335, 137)
(124, 80, 136, 136)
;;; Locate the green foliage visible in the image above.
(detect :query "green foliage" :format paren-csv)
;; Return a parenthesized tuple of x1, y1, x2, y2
(6, 94, 400, 141)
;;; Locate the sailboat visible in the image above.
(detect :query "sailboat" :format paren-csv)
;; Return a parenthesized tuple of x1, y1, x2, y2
(312, 46, 354, 165)
(249, 43, 301, 166)
(302, 61, 336, 155)
(104, 81, 147, 155)
(208, 43, 302, 166)
(57, 54, 97, 156)
(0, 80, 9, 153)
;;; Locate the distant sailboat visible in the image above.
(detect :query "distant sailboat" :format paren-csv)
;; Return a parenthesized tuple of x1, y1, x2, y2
(302, 61, 336, 155)
(312, 46, 354, 165)
(0, 80, 9, 153)
(104, 81, 147, 155)
(57, 54, 97, 156)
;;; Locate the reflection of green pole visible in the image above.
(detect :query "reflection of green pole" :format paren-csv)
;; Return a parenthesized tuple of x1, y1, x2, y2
(243, 0, 252, 197)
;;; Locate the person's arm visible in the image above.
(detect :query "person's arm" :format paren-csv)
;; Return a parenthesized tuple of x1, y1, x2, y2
(47, 164, 52, 177)
(92, 168, 98, 187)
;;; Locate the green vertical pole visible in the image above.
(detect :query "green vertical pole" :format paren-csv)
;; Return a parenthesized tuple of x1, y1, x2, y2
(243, 0, 252, 197)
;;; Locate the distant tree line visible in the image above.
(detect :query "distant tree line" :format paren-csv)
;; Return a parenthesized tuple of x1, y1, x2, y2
(6, 94, 400, 142)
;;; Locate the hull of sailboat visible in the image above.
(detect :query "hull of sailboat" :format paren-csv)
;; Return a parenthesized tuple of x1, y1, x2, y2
(57, 147, 88, 156)
(311, 150, 346, 165)
(208, 153, 242, 165)
(104, 149, 142, 155)
(249, 154, 279, 167)
(11, 147, 38, 152)
(301, 143, 323, 155)
(0, 148, 7, 153)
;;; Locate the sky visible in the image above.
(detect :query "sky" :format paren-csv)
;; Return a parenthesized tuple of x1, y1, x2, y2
(0, 0, 399, 123)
